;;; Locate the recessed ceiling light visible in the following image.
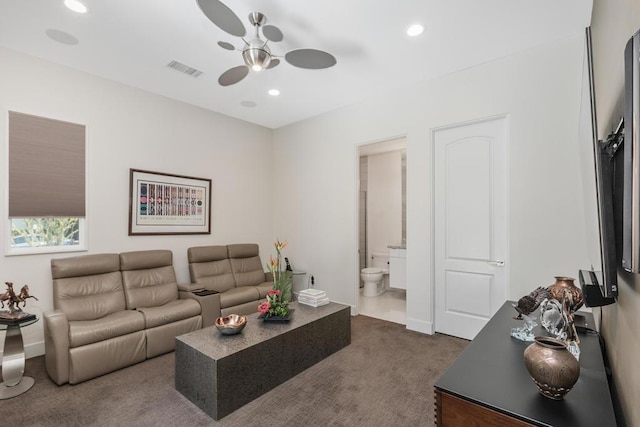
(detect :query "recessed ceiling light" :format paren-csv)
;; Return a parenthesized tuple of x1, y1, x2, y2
(64, 0, 87, 14)
(406, 24, 424, 37)
(268, 89, 280, 96)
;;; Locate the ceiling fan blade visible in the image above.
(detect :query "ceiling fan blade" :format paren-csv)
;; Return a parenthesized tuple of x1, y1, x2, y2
(197, 0, 246, 37)
(218, 41, 235, 51)
(266, 59, 280, 69)
(218, 65, 249, 86)
(263, 25, 283, 42)
(285, 49, 337, 69)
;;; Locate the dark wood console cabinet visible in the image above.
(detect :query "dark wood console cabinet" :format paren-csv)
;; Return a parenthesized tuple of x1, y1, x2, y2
(434, 301, 616, 426)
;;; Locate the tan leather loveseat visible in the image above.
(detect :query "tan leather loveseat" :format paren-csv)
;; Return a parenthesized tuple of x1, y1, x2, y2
(184, 243, 274, 317)
(44, 250, 216, 385)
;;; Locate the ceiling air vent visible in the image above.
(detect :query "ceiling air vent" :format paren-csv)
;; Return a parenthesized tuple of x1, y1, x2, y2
(166, 60, 203, 78)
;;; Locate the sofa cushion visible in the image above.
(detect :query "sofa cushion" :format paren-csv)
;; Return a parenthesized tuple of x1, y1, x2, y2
(51, 253, 120, 279)
(68, 310, 145, 348)
(145, 317, 201, 358)
(228, 244, 266, 287)
(51, 254, 126, 321)
(230, 257, 265, 287)
(227, 243, 259, 258)
(54, 272, 126, 322)
(136, 299, 201, 329)
(188, 246, 236, 293)
(192, 263, 236, 292)
(256, 281, 274, 298)
(120, 249, 172, 271)
(120, 250, 178, 309)
(188, 245, 228, 263)
(219, 286, 261, 309)
(68, 331, 146, 384)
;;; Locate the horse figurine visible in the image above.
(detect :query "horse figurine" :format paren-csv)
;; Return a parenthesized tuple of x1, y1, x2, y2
(0, 282, 38, 314)
(16, 285, 38, 308)
(0, 282, 16, 310)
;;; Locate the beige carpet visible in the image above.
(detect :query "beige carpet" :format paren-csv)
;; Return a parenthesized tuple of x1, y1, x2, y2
(11, 315, 467, 426)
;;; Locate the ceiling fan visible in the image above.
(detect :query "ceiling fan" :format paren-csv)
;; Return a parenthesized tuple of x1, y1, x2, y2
(196, 0, 337, 86)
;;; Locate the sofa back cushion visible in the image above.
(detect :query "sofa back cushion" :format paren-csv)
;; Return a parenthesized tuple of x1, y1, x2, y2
(187, 245, 236, 293)
(228, 243, 266, 287)
(51, 253, 125, 321)
(120, 250, 178, 309)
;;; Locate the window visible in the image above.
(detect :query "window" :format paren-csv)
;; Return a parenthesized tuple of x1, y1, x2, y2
(10, 217, 84, 252)
(7, 111, 86, 255)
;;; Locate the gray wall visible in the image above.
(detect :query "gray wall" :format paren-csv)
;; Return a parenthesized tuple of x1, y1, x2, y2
(591, 1, 640, 425)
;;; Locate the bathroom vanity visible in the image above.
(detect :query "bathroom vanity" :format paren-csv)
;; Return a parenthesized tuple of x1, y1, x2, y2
(388, 246, 406, 289)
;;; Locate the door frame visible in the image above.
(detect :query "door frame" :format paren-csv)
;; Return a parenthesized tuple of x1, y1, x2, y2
(430, 114, 510, 335)
(353, 134, 408, 319)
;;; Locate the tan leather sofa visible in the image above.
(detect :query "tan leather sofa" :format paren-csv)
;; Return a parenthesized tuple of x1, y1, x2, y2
(44, 250, 216, 385)
(185, 243, 274, 317)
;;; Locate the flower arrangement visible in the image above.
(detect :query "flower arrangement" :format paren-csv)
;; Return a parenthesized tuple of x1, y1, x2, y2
(258, 239, 292, 318)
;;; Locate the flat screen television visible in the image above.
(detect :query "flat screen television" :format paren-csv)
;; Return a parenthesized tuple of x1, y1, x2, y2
(623, 28, 640, 274)
(579, 27, 619, 303)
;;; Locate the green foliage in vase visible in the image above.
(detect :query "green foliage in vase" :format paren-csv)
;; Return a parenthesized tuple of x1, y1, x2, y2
(258, 239, 293, 317)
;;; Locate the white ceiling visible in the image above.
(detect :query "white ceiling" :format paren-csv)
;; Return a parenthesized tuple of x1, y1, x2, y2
(0, 0, 592, 129)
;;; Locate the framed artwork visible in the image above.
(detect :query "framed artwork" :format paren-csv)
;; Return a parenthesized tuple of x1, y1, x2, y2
(128, 168, 211, 235)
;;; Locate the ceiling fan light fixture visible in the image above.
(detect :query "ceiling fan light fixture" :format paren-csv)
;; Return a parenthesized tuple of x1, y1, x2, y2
(244, 50, 271, 71)
(206, 9, 336, 87)
(251, 64, 263, 72)
(242, 38, 272, 72)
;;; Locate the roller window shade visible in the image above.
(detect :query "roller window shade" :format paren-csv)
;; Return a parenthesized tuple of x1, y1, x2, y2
(9, 111, 86, 218)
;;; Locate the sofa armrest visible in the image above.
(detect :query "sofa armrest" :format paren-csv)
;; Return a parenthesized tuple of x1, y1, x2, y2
(265, 271, 273, 282)
(177, 282, 204, 292)
(43, 309, 70, 385)
(179, 290, 221, 328)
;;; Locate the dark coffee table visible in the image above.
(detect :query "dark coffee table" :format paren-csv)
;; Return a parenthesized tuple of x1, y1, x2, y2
(175, 302, 351, 420)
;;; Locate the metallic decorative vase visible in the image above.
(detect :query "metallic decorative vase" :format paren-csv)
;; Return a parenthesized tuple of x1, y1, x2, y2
(215, 314, 247, 335)
(523, 336, 580, 400)
(547, 276, 584, 312)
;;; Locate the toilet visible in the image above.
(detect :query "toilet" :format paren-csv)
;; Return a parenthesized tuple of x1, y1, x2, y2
(361, 268, 385, 297)
(361, 252, 390, 297)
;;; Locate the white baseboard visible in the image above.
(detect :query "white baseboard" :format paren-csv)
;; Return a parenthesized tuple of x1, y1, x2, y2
(26, 340, 45, 358)
(406, 317, 434, 335)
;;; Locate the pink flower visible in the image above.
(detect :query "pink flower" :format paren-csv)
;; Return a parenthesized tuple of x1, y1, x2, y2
(267, 290, 281, 296)
(258, 302, 270, 314)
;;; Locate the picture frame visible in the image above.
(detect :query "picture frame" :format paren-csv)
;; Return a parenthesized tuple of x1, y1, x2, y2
(128, 168, 211, 236)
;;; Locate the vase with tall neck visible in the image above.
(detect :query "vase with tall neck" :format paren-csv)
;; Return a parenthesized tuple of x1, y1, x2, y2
(546, 276, 583, 312)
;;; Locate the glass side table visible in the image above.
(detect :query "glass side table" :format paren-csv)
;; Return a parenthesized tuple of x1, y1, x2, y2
(0, 316, 39, 399)
(291, 270, 307, 300)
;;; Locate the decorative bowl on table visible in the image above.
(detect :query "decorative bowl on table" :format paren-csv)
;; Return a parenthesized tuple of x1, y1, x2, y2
(215, 314, 247, 335)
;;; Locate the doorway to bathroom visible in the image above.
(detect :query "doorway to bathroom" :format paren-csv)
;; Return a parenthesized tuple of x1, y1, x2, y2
(357, 137, 407, 325)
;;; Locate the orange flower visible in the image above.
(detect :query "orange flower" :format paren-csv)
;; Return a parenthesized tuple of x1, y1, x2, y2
(268, 255, 279, 272)
(275, 239, 288, 252)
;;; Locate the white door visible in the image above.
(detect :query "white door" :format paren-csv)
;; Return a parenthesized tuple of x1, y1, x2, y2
(434, 117, 508, 340)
